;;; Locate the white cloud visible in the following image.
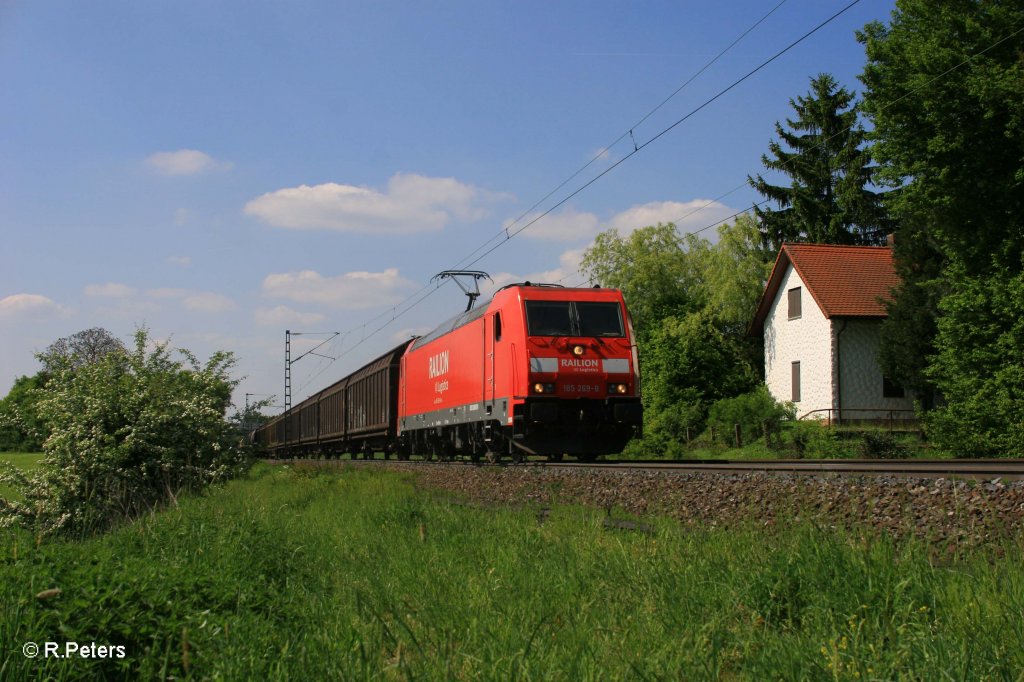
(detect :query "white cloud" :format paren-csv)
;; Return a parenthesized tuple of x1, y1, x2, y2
(254, 306, 327, 327)
(96, 287, 235, 313)
(510, 206, 600, 242)
(146, 287, 189, 299)
(0, 293, 70, 319)
(244, 173, 506, 234)
(486, 249, 586, 294)
(183, 292, 235, 313)
(262, 268, 415, 309)
(609, 199, 737, 236)
(146, 149, 232, 176)
(513, 200, 739, 243)
(167, 256, 191, 267)
(84, 282, 137, 297)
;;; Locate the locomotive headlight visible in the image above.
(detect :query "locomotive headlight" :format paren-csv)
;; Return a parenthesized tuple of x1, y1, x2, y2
(533, 382, 555, 394)
(572, 345, 585, 357)
(608, 383, 628, 394)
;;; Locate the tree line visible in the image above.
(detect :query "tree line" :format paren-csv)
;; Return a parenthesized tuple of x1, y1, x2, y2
(582, 0, 1023, 456)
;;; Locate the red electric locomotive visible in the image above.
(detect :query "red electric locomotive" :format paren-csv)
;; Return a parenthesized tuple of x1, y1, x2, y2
(397, 283, 642, 462)
(253, 282, 642, 461)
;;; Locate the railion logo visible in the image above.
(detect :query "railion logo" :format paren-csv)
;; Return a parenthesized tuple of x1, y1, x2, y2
(428, 350, 449, 379)
(560, 358, 598, 369)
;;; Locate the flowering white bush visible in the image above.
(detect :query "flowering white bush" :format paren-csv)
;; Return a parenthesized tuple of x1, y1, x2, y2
(0, 329, 246, 535)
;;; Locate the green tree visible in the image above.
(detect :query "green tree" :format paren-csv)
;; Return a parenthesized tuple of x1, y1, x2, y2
(0, 328, 127, 453)
(229, 396, 276, 440)
(642, 312, 759, 446)
(39, 326, 125, 372)
(696, 213, 774, 374)
(875, 228, 944, 409)
(579, 223, 708, 341)
(859, 1, 1024, 274)
(0, 329, 246, 535)
(859, 0, 1024, 453)
(749, 73, 890, 249)
(699, 213, 774, 333)
(0, 373, 49, 451)
(580, 216, 769, 449)
(924, 266, 1024, 455)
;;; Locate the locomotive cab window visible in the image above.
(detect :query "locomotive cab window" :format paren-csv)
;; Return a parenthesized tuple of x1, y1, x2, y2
(493, 312, 502, 342)
(526, 301, 573, 336)
(577, 302, 624, 337)
(525, 300, 624, 338)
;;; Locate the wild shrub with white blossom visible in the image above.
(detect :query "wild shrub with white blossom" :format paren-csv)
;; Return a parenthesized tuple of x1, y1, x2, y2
(0, 329, 246, 535)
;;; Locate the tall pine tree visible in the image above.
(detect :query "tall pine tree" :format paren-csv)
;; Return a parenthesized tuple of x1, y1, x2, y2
(749, 73, 889, 249)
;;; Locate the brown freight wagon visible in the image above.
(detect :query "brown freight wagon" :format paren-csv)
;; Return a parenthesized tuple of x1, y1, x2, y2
(254, 340, 412, 459)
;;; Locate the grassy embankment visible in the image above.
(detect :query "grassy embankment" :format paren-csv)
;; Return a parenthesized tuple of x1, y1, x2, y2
(2, 462, 1022, 679)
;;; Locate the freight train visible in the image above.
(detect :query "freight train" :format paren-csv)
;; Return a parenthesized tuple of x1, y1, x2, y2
(252, 283, 643, 462)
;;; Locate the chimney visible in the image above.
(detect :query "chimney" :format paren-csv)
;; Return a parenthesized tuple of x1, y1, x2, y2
(886, 233, 895, 247)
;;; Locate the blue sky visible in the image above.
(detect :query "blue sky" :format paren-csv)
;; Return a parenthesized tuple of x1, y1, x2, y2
(0, 0, 895, 411)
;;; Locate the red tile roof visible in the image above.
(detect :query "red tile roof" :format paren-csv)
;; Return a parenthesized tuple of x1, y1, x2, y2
(750, 243, 901, 334)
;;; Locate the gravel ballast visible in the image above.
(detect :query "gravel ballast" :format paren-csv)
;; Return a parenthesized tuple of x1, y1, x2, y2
(299, 461, 1024, 549)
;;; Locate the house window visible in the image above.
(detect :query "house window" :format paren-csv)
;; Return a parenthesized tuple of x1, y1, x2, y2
(791, 361, 801, 402)
(788, 287, 802, 319)
(882, 375, 905, 398)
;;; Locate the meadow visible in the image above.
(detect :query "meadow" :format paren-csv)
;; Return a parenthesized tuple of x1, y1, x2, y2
(2, 462, 1022, 680)
(0, 453, 43, 500)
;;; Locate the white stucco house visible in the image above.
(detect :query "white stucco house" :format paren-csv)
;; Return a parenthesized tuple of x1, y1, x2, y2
(750, 243, 915, 422)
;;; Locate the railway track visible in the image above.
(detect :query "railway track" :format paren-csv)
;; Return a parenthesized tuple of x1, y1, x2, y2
(536, 458, 1024, 480)
(270, 457, 1024, 481)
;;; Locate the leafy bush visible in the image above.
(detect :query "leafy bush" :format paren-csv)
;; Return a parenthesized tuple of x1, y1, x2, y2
(780, 420, 844, 458)
(0, 329, 246, 535)
(858, 432, 912, 459)
(706, 385, 795, 447)
(642, 393, 708, 452)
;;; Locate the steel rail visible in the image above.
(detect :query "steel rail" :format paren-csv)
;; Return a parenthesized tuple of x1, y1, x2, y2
(529, 459, 1024, 480)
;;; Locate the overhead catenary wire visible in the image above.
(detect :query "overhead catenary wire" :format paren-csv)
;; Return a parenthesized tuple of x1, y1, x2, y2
(280, 0, 868, 403)
(456, 0, 864, 272)
(446, 0, 791, 272)
(552, 18, 1024, 286)
(280, 1, 812, 401)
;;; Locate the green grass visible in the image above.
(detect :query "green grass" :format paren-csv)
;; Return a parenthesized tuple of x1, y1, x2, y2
(0, 452, 44, 470)
(0, 452, 43, 499)
(2, 463, 1022, 679)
